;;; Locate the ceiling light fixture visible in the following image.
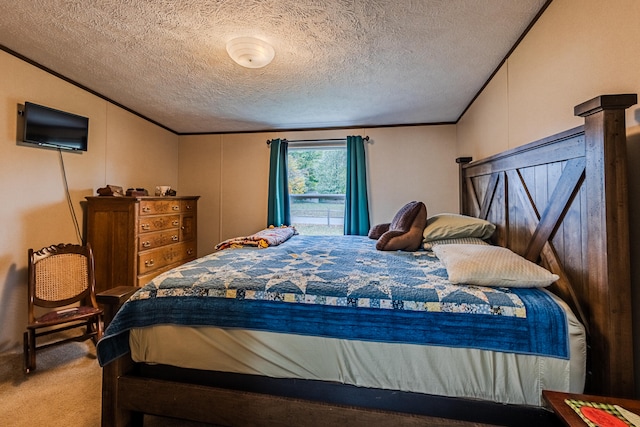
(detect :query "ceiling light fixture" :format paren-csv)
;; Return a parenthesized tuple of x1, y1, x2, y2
(226, 37, 275, 69)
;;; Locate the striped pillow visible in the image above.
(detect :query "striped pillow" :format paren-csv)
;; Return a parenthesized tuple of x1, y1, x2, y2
(423, 237, 489, 251)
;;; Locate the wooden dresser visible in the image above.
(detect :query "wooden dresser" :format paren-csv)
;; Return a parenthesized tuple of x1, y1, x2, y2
(85, 196, 199, 293)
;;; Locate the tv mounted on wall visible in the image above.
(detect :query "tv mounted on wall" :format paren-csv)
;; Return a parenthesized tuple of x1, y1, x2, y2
(21, 102, 89, 151)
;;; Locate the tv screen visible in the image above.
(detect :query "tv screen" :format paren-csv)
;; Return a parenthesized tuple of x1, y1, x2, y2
(22, 102, 89, 151)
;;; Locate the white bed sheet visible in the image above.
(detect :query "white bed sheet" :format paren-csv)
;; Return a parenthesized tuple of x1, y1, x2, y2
(129, 290, 586, 407)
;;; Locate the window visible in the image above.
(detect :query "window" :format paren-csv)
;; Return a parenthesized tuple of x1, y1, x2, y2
(288, 143, 346, 235)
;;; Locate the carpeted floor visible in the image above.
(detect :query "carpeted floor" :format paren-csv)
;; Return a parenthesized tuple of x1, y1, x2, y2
(0, 338, 213, 426)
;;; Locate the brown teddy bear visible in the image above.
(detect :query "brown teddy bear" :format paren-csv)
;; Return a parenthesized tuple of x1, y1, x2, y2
(368, 201, 427, 251)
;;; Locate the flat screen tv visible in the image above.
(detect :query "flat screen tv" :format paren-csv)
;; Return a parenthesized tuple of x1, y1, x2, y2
(22, 102, 89, 151)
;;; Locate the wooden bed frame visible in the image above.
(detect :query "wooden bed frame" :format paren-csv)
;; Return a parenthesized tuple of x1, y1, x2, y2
(99, 94, 636, 427)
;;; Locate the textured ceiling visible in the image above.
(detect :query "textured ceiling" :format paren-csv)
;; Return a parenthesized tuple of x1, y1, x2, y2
(0, 1, 548, 134)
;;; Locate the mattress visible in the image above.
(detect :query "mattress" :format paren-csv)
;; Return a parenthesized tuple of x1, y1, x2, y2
(129, 288, 585, 407)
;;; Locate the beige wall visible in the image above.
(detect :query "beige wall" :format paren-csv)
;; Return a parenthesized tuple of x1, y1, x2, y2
(367, 125, 458, 224)
(179, 125, 459, 256)
(458, 0, 640, 395)
(178, 134, 223, 256)
(459, 0, 640, 159)
(0, 50, 179, 352)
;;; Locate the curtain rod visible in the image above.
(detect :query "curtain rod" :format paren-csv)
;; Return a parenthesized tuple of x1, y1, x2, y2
(266, 136, 369, 145)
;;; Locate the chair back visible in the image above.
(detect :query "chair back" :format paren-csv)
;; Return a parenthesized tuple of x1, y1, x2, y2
(28, 243, 97, 313)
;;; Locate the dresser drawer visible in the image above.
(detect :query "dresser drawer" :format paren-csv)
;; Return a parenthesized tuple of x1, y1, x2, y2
(138, 230, 180, 251)
(139, 199, 182, 216)
(139, 214, 180, 233)
(138, 241, 197, 275)
(136, 259, 191, 287)
(181, 199, 196, 213)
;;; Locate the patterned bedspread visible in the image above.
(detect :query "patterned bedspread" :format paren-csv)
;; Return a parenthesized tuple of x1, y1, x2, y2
(97, 235, 569, 366)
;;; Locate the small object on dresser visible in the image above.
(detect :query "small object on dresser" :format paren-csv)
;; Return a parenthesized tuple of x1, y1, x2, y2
(155, 185, 172, 196)
(97, 185, 124, 196)
(126, 188, 148, 197)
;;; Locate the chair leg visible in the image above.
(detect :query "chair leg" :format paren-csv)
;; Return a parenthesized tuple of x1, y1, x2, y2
(88, 322, 97, 344)
(23, 331, 28, 373)
(90, 315, 104, 345)
(97, 314, 103, 340)
(23, 331, 34, 373)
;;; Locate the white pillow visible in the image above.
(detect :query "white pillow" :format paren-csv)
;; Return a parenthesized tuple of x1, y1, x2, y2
(423, 213, 495, 242)
(433, 244, 559, 288)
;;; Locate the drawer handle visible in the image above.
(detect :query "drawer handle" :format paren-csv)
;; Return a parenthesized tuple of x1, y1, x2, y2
(187, 249, 194, 256)
(142, 241, 151, 248)
(141, 223, 150, 230)
(172, 235, 179, 241)
(145, 259, 155, 267)
(172, 220, 180, 226)
(172, 205, 180, 211)
(142, 206, 151, 212)
(185, 204, 192, 210)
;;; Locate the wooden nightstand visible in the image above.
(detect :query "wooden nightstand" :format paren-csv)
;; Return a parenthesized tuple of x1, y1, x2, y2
(96, 285, 138, 326)
(543, 390, 640, 426)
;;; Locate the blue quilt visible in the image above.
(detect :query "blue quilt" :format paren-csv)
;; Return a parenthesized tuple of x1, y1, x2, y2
(97, 235, 569, 366)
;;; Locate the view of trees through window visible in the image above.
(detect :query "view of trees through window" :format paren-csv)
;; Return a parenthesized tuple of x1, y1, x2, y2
(288, 147, 346, 235)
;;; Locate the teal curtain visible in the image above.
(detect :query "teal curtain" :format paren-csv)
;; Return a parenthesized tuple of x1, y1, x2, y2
(267, 138, 291, 227)
(344, 135, 370, 235)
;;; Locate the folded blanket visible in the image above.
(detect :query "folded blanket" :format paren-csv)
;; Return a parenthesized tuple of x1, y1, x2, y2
(215, 225, 298, 250)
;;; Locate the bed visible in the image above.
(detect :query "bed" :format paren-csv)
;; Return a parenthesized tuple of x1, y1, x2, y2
(96, 94, 636, 427)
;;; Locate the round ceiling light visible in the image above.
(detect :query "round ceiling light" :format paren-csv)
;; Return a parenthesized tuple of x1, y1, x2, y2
(226, 37, 275, 69)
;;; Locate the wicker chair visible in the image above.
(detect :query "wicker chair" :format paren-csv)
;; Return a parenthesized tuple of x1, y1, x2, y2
(23, 243, 103, 373)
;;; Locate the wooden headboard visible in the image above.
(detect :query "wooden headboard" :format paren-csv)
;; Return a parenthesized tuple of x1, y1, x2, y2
(458, 94, 637, 398)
